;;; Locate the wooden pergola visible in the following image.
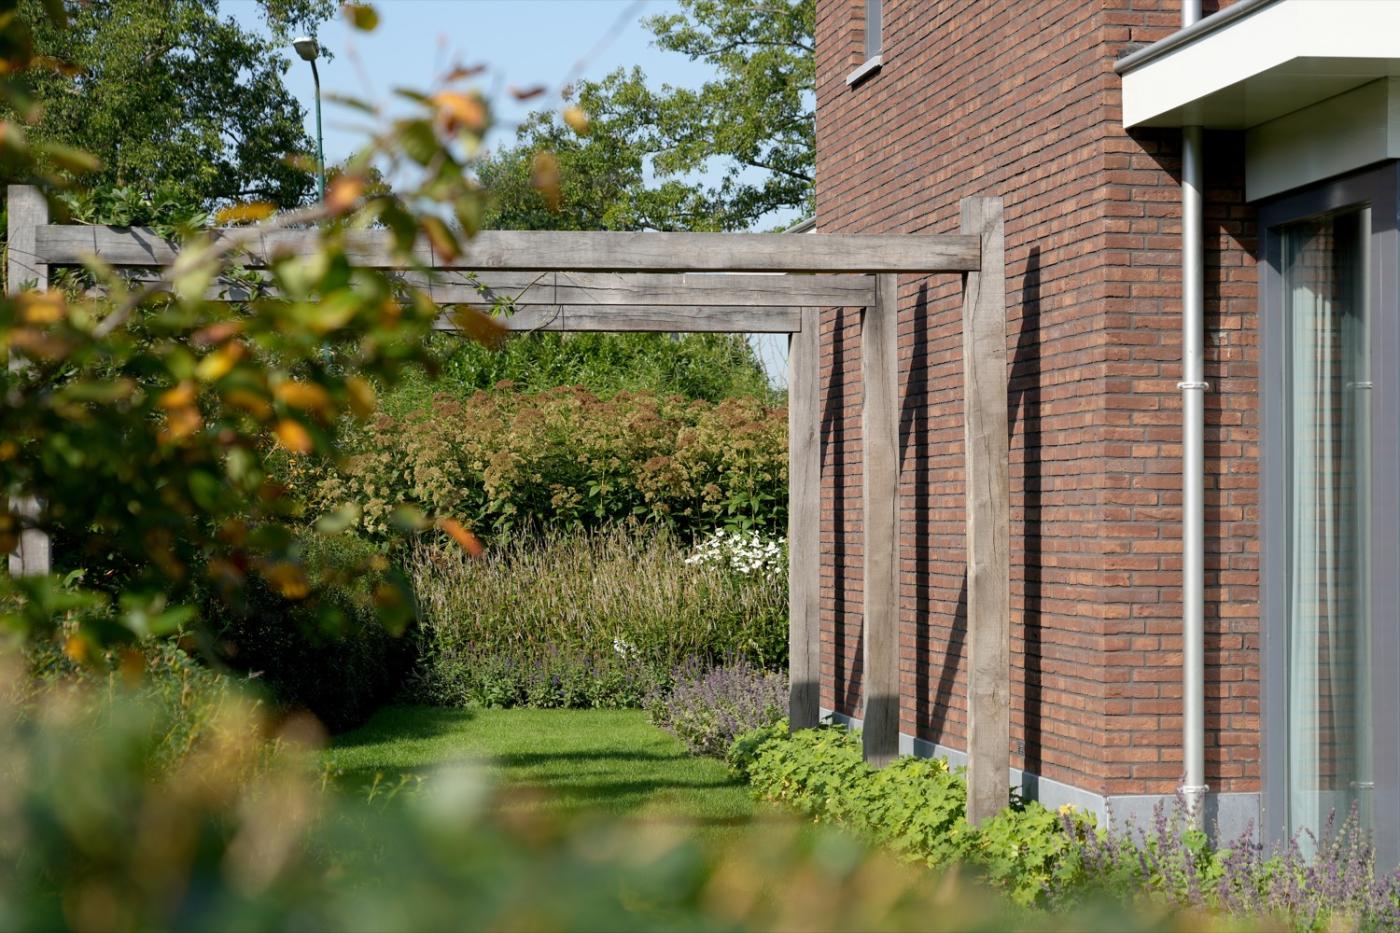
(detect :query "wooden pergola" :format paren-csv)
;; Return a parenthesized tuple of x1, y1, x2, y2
(7, 186, 1011, 824)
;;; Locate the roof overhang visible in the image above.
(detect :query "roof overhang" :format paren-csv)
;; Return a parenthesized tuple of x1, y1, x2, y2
(1116, 0, 1400, 129)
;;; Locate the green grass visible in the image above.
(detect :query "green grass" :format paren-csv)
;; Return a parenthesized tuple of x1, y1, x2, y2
(325, 705, 788, 842)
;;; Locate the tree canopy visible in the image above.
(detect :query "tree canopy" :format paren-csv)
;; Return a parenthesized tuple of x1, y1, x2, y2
(479, 0, 813, 232)
(11, 0, 335, 209)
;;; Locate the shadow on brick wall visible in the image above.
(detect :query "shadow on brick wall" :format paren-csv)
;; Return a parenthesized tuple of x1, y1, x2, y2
(1011, 245, 1045, 775)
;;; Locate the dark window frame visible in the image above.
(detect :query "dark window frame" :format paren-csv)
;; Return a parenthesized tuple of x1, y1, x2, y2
(1258, 160, 1400, 866)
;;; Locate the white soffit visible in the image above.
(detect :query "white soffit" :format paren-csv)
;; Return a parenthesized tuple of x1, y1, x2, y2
(1117, 0, 1400, 129)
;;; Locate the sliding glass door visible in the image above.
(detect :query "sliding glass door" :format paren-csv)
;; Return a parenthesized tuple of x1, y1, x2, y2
(1263, 164, 1399, 865)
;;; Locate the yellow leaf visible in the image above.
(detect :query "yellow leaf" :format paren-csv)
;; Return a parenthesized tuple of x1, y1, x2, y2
(215, 201, 276, 225)
(342, 2, 379, 31)
(192, 320, 244, 347)
(263, 561, 311, 600)
(14, 291, 66, 324)
(433, 90, 488, 135)
(274, 419, 314, 454)
(160, 406, 202, 444)
(274, 380, 332, 415)
(119, 648, 145, 686)
(326, 173, 365, 214)
(530, 150, 561, 211)
(223, 388, 272, 420)
(420, 215, 460, 263)
(157, 380, 197, 410)
(63, 634, 88, 664)
(447, 305, 509, 349)
(563, 105, 590, 136)
(437, 517, 485, 557)
(195, 342, 245, 382)
(345, 377, 376, 419)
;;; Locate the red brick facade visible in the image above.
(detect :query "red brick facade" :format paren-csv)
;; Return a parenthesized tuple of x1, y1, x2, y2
(815, 0, 1260, 799)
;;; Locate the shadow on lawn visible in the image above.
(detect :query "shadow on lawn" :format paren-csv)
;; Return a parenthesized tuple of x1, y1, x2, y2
(330, 705, 477, 749)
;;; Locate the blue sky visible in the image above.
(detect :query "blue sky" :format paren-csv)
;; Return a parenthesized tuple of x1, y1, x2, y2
(218, 0, 790, 384)
(220, 1, 711, 163)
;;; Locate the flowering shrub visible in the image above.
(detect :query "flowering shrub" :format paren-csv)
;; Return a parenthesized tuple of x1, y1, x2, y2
(647, 658, 788, 757)
(296, 386, 788, 540)
(731, 724, 1400, 927)
(685, 529, 786, 578)
(407, 526, 787, 710)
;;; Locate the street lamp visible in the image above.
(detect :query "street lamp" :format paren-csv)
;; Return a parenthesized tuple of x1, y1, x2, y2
(292, 36, 325, 203)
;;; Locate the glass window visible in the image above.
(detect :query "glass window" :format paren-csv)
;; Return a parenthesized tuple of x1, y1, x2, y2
(1281, 207, 1372, 845)
(865, 0, 882, 60)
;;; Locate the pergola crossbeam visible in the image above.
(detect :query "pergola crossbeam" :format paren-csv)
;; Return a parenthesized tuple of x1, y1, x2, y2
(11, 187, 1012, 827)
(35, 225, 981, 274)
(84, 271, 875, 310)
(433, 306, 803, 333)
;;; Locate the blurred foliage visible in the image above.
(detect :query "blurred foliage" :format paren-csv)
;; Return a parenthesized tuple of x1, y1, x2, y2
(407, 526, 786, 710)
(384, 330, 776, 412)
(210, 532, 416, 732)
(300, 386, 788, 540)
(479, 0, 813, 232)
(0, 659, 1202, 933)
(730, 723, 1400, 930)
(0, 1, 527, 653)
(9, 0, 334, 208)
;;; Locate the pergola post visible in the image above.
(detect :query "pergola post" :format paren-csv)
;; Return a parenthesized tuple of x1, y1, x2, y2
(787, 307, 821, 730)
(960, 196, 1009, 824)
(861, 273, 901, 766)
(7, 185, 50, 577)
(18, 187, 1001, 779)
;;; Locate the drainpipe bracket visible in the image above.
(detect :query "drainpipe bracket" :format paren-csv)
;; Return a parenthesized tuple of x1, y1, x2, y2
(1177, 381, 1210, 391)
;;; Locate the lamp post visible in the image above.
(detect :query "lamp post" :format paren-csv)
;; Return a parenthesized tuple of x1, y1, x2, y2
(292, 36, 325, 202)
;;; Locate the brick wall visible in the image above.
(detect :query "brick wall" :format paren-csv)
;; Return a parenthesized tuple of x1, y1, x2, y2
(815, 0, 1260, 798)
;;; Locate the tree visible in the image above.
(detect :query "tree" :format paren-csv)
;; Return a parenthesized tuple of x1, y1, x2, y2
(10, 0, 335, 209)
(0, 1, 510, 648)
(479, 0, 813, 232)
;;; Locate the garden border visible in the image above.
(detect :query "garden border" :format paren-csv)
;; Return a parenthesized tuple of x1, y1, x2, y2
(6, 185, 1009, 824)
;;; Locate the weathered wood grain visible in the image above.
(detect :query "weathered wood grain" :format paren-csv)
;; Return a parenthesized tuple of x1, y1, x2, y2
(861, 273, 901, 767)
(433, 305, 802, 333)
(7, 185, 51, 577)
(960, 196, 1010, 826)
(36, 225, 981, 273)
(92, 271, 876, 311)
(788, 307, 822, 730)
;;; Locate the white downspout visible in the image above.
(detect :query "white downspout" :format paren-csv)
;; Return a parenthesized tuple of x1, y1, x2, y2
(1179, 0, 1208, 824)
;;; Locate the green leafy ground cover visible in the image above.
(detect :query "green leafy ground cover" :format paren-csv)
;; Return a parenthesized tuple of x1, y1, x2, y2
(325, 706, 782, 843)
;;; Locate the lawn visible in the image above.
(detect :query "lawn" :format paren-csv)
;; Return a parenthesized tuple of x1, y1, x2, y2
(325, 705, 787, 841)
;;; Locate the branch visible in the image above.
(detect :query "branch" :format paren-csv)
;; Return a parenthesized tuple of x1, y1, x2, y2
(93, 200, 342, 339)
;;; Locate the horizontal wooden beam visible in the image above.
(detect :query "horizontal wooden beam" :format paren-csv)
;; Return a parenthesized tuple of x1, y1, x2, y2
(434, 305, 802, 334)
(37, 225, 981, 274)
(412, 271, 876, 307)
(88, 270, 876, 308)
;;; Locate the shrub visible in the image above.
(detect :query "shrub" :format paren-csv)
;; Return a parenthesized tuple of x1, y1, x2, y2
(296, 386, 788, 540)
(15, 634, 265, 775)
(210, 533, 417, 733)
(731, 724, 1400, 927)
(407, 526, 787, 709)
(386, 331, 777, 410)
(647, 658, 788, 757)
(0, 669, 1181, 933)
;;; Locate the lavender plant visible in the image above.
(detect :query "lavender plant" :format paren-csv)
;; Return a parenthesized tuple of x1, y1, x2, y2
(1064, 797, 1400, 928)
(648, 658, 788, 757)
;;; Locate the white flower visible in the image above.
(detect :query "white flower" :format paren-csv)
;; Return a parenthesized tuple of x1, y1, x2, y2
(612, 637, 634, 658)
